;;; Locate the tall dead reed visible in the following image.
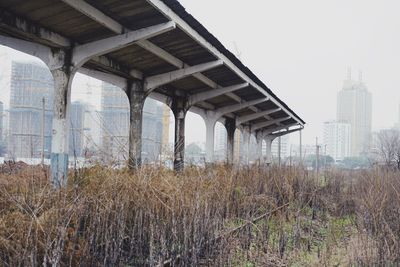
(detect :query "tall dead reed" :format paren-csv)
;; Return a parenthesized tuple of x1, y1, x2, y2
(0, 165, 315, 266)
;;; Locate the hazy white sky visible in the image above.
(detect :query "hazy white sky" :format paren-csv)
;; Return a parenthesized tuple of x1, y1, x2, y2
(179, 0, 400, 144)
(1, 0, 400, 146)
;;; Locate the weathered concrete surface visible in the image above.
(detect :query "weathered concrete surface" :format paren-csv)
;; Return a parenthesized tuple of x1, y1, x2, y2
(127, 81, 145, 169)
(225, 118, 236, 164)
(171, 98, 187, 172)
(50, 65, 74, 187)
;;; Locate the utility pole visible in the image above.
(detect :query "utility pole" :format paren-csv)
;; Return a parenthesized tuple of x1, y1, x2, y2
(324, 144, 327, 169)
(41, 97, 45, 165)
(315, 137, 320, 176)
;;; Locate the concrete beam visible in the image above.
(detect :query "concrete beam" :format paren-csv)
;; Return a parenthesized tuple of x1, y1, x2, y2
(137, 39, 183, 68)
(271, 126, 303, 138)
(81, 68, 170, 110)
(79, 68, 127, 90)
(138, 40, 227, 92)
(263, 123, 299, 136)
(72, 21, 176, 67)
(188, 83, 249, 105)
(60, 0, 225, 92)
(61, 0, 125, 34)
(0, 9, 71, 47)
(252, 116, 291, 131)
(0, 9, 143, 81)
(144, 60, 223, 92)
(0, 35, 51, 65)
(61, 0, 261, 115)
(236, 108, 281, 126)
(216, 97, 268, 115)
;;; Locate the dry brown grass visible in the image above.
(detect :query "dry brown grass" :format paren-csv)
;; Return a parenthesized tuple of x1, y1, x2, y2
(0, 164, 400, 266)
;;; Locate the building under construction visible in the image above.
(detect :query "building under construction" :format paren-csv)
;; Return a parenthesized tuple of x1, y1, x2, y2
(8, 60, 53, 159)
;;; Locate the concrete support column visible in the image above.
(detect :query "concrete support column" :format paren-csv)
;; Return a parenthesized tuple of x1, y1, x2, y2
(255, 132, 263, 164)
(264, 137, 274, 165)
(127, 81, 145, 169)
(204, 116, 217, 164)
(224, 118, 236, 164)
(171, 98, 187, 172)
(50, 64, 74, 187)
(242, 126, 251, 165)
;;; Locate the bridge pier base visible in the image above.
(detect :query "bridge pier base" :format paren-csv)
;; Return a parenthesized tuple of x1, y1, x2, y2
(224, 118, 236, 165)
(127, 81, 145, 169)
(171, 98, 187, 172)
(50, 65, 74, 188)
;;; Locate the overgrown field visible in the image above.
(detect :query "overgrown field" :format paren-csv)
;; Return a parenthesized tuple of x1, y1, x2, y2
(0, 164, 399, 266)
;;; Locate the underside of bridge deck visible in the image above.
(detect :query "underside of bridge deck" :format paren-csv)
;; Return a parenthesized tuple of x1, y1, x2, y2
(0, 0, 305, 186)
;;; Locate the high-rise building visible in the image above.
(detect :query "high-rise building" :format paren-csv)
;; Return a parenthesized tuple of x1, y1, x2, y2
(100, 82, 164, 162)
(323, 121, 351, 161)
(337, 69, 372, 156)
(8, 61, 54, 159)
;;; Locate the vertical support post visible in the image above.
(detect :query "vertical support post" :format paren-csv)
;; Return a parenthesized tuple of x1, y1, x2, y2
(255, 132, 263, 165)
(41, 97, 45, 165)
(242, 126, 251, 165)
(50, 67, 74, 188)
(127, 81, 145, 169)
(265, 136, 274, 165)
(171, 98, 187, 172)
(224, 118, 236, 165)
(204, 116, 217, 164)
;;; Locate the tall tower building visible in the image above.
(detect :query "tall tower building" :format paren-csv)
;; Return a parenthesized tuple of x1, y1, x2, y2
(8, 61, 54, 159)
(337, 69, 372, 156)
(323, 121, 351, 161)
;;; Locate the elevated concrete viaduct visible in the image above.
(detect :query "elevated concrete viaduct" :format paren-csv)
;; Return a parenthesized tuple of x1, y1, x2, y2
(0, 0, 305, 186)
